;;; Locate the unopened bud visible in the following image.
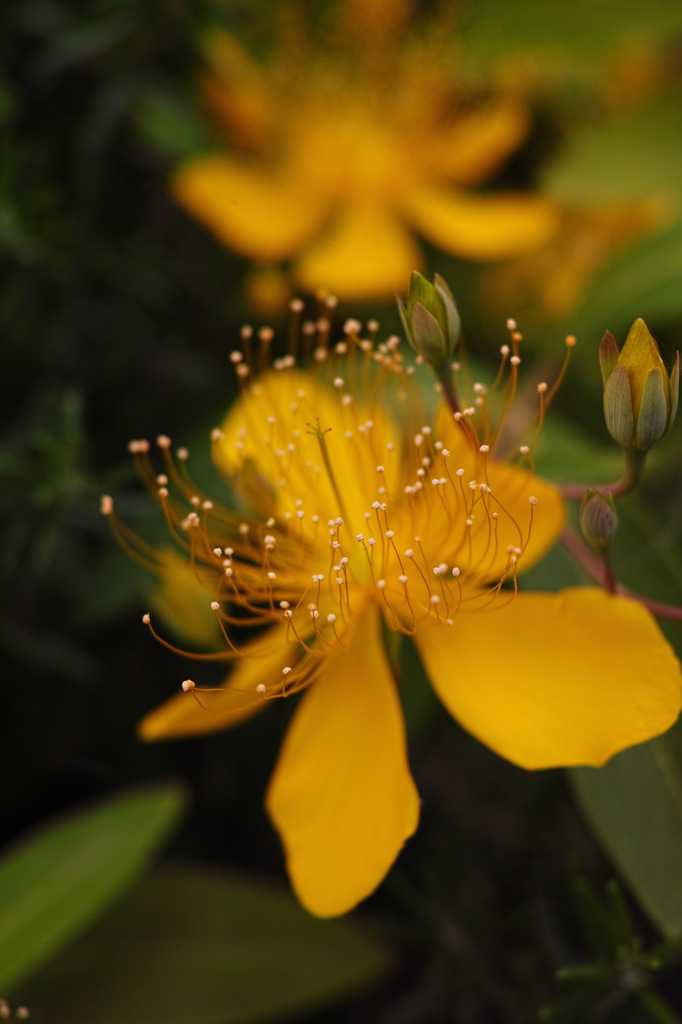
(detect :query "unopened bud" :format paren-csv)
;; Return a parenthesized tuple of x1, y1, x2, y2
(397, 271, 461, 372)
(602, 319, 679, 450)
(580, 489, 618, 548)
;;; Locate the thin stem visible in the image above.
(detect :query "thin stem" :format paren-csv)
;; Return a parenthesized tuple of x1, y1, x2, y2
(561, 449, 647, 501)
(437, 367, 460, 415)
(560, 525, 682, 622)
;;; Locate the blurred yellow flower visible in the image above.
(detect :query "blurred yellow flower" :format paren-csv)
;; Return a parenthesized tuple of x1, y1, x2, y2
(105, 306, 681, 917)
(171, 0, 558, 301)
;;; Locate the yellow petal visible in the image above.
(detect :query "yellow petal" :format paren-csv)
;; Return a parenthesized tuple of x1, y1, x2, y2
(422, 98, 531, 186)
(139, 626, 297, 740)
(199, 31, 273, 147)
(213, 369, 404, 550)
(171, 156, 330, 261)
(403, 186, 559, 260)
(266, 606, 420, 916)
(415, 588, 681, 769)
(422, 408, 565, 581)
(150, 549, 221, 649)
(293, 203, 423, 300)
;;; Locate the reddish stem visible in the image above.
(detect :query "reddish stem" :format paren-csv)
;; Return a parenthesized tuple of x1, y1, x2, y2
(560, 526, 682, 622)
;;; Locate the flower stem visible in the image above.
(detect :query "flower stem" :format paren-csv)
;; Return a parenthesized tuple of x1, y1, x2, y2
(561, 525, 682, 621)
(437, 368, 460, 415)
(561, 449, 647, 501)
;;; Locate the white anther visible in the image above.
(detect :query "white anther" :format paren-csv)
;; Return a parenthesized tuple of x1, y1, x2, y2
(529, 495, 538, 505)
(327, 613, 337, 624)
(282, 666, 292, 676)
(537, 382, 548, 393)
(181, 679, 195, 692)
(385, 530, 394, 539)
(405, 549, 414, 559)
(210, 601, 219, 611)
(399, 575, 408, 585)
(367, 537, 375, 546)
(376, 465, 385, 473)
(267, 571, 276, 580)
(519, 445, 530, 454)
(371, 501, 380, 509)
(414, 434, 424, 446)
(466, 518, 473, 526)
(224, 567, 233, 577)
(296, 510, 304, 519)
(283, 609, 293, 619)
(100, 494, 113, 515)
(229, 350, 243, 363)
(142, 613, 151, 624)
(377, 579, 386, 590)
(430, 595, 441, 605)
(336, 577, 344, 585)
(510, 355, 521, 366)
(456, 468, 465, 477)
(256, 683, 266, 695)
(479, 444, 490, 453)
(452, 567, 460, 577)
(356, 533, 364, 542)
(333, 377, 344, 388)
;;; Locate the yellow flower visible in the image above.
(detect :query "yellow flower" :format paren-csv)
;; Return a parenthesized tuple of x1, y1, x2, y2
(171, 1, 558, 301)
(107, 314, 681, 918)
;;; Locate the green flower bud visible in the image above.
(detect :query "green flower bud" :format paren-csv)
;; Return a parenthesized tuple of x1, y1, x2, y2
(580, 489, 619, 548)
(397, 271, 461, 372)
(602, 318, 679, 450)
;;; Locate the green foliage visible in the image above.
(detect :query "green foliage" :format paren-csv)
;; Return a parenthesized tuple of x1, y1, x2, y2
(20, 866, 388, 1024)
(0, 785, 187, 993)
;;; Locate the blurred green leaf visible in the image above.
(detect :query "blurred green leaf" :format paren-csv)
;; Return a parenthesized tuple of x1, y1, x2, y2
(552, 220, 682, 352)
(462, 0, 682, 84)
(571, 721, 682, 938)
(22, 865, 388, 1024)
(135, 86, 215, 160)
(532, 414, 623, 483)
(542, 92, 682, 204)
(0, 784, 187, 993)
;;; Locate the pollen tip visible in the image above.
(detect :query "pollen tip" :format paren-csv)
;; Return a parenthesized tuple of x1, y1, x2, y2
(210, 601, 220, 611)
(181, 679, 195, 692)
(142, 613, 151, 624)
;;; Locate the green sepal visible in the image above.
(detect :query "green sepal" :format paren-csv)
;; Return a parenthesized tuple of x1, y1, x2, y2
(580, 489, 618, 548)
(598, 330, 619, 386)
(410, 302, 447, 369)
(669, 351, 680, 426)
(636, 367, 668, 450)
(603, 364, 634, 447)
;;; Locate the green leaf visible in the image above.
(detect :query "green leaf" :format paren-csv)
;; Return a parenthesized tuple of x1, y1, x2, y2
(541, 92, 682, 204)
(0, 784, 187, 993)
(461, 0, 682, 85)
(571, 721, 682, 938)
(21, 866, 389, 1024)
(550, 220, 682, 355)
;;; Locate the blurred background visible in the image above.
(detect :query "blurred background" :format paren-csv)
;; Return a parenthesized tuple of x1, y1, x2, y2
(3, 0, 682, 1021)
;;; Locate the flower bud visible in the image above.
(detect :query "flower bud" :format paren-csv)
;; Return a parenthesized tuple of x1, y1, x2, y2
(580, 489, 619, 548)
(397, 271, 461, 372)
(602, 318, 679, 450)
